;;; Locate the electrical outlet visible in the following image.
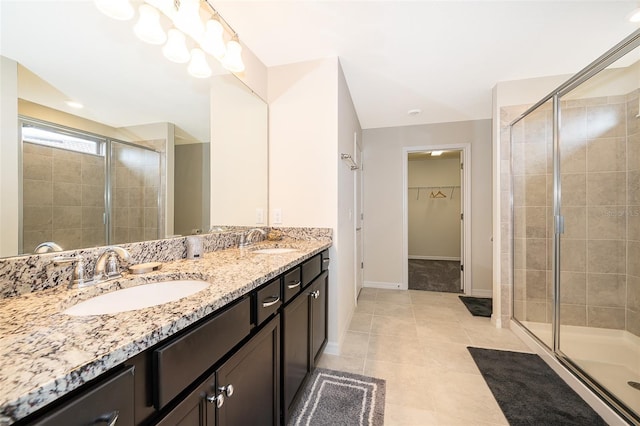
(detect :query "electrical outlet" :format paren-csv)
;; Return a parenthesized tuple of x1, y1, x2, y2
(273, 208, 282, 225)
(256, 208, 264, 224)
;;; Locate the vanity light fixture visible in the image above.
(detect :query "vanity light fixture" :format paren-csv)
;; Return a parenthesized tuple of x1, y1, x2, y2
(628, 8, 640, 22)
(95, 0, 245, 76)
(430, 150, 444, 156)
(95, 0, 134, 20)
(134, 4, 167, 45)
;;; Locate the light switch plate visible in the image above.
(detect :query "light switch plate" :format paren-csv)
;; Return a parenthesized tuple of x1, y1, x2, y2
(273, 208, 282, 225)
(256, 208, 264, 224)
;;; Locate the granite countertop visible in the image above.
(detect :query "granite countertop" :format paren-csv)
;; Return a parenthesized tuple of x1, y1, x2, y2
(0, 238, 331, 424)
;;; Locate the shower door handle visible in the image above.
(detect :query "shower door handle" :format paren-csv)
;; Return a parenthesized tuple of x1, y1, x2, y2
(554, 215, 564, 235)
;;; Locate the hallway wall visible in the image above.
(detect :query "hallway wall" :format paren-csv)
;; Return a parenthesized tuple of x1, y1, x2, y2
(362, 120, 492, 295)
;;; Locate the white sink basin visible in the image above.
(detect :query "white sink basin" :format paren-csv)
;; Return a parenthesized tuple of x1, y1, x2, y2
(251, 248, 298, 254)
(63, 280, 210, 316)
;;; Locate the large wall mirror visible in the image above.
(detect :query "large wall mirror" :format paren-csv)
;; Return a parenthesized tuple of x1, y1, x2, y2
(0, 1, 268, 257)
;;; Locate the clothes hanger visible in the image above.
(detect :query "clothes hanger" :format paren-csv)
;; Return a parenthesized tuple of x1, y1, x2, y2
(434, 189, 447, 198)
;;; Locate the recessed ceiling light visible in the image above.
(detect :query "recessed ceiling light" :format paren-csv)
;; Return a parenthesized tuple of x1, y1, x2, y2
(65, 101, 84, 109)
(407, 109, 421, 116)
(431, 150, 444, 156)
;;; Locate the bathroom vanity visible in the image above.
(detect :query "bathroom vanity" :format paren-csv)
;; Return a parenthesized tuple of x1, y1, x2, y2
(0, 235, 330, 426)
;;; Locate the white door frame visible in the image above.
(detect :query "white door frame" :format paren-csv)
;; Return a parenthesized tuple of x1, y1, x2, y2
(354, 135, 364, 302)
(402, 144, 472, 294)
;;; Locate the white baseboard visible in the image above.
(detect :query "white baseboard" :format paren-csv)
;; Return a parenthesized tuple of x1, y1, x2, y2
(364, 281, 402, 290)
(471, 289, 492, 298)
(409, 255, 461, 261)
(324, 341, 339, 356)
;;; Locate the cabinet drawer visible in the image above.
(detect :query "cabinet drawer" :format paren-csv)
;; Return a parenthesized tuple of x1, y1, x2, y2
(301, 254, 321, 288)
(153, 297, 251, 410)
(256, 278, 281, 326)
(321, 250, 330, 271)
(282, 267, 301, 303)
(32, 366, 134, 426)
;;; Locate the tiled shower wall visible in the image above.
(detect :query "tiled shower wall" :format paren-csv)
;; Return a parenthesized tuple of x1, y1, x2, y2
(504, 90, 640, 337)
(22, 142, 106, 252)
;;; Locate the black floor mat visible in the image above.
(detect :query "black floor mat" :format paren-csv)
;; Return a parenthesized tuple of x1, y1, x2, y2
(459, 296, 492, 317)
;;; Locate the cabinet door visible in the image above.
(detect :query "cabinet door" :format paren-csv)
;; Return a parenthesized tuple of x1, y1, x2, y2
(310, 271, 328, 366)
(216, 316, 280, 426)
(155, 371, 215, 426)
(282, 288, 311, 421)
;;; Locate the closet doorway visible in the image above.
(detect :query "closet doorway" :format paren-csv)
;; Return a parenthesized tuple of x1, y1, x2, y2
(402, 145, 471, 294)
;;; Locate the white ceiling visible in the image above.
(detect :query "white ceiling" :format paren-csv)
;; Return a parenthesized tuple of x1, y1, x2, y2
(1, 1, 638, 134)
(212, 0, 639, 129)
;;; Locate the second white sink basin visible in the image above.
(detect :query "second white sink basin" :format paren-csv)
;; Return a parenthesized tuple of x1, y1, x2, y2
(63, 280, 210, 316)
(251, 248, 298, 254)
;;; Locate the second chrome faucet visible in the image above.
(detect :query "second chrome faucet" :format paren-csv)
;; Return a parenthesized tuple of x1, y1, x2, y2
(52, 246, 132, 289)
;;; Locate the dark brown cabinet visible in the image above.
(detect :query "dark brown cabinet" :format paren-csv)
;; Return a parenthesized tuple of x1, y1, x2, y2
(31, 366, 135, 426)
(310, 270, 328, 365)
(216, 315, 280, 426)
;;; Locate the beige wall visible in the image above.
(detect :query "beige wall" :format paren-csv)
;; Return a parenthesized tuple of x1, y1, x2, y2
(362, 120, 493, 295)
(268, 57, 362, 354)
(408, 156, 461, 259)
(0, 56, 19, 257)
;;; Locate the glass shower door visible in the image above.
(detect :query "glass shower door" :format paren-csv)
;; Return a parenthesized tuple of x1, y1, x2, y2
(511, 99, 554, 349)
(556, 45, 640, 418)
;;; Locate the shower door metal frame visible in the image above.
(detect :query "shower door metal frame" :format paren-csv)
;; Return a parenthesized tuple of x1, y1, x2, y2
(510, 27, 640, 425)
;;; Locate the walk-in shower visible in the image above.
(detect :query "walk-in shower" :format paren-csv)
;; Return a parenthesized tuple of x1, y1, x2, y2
(511, 30, 640, 422)
(19, 117, 161, 254)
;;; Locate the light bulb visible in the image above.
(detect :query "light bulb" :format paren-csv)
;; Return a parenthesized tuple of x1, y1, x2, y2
(222, 40, 245, 73)
(134, 4, 166, 45)
(174, 0, 204, 40)
(145, 0, 175, 17)
(163, 29, 191, 63)
(201, 19, 226, 60)
(95, 0, 134, 20)
(188, 48, 212, 78)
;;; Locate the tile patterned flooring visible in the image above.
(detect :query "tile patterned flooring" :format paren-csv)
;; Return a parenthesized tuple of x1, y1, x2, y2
(316, 288, 532, 425)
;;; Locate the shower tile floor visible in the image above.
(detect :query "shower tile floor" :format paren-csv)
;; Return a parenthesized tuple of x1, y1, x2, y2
(317, 288, 532, 425)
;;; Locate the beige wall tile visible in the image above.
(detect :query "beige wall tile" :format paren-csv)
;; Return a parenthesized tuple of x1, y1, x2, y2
(113, 227, 130, 244)
(129, 207, 144, 228)
(587, 240, 626, 274)
(628, 241, 640, 277)
(53, 206, 81, 229)
(626, 309, 640, 337)
(53, 182, 82, 206)
(23, 179, 52, 206)
(114, 207, 129, 228)
(130, 227, 144, 242)
(23, 153, 52, 181)
(524, 174, 547, 206)
(587, 273, 626, 308)
(586, 137, 626, 172)
(526, 300, 547, 322)
(560, 239, 586, 272)
(144, 228, 158, 241)
(586, 103, 626, 139)
(628, 206, 640, 241)
(628, 133, 640, 172)
(559, 304, 587, 326)
(82, 227, 106, 248)
(586, 171, 626, 206)
(523, 143, 548, 175)
(129, 187, 144, 207)
(81, 184, 105, 208)
(525, 206, 546, 238)
(23, 142, 52, 156)
(560, 106, 587, 143)
(52, 228, 82, 251)
(23, 229, 52, 253)
(525, 238, 547, 271)
(113, 188, 130, 208)
(560, 138, 587, 174)
(560, 173, 586, 206)
(52, 157, 81, 183)
(629, 171, 640, 205)
(82, 206, 105, 228)
(562, 206, 586, 239)
(560, 271, 586, 305)
(525, 270, 546, 300)
(23, 206, 52, 230)
(81, 156, 105, 186)
(587, 206, 626, 240)
(587, 306, 625, 329)
(627, 275, 640, 311)
(52, 148, 83, 162)
(144, 208, 158, 229)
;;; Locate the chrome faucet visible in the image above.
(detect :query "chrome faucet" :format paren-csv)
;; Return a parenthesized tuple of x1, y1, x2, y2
(94, 246, 131, 282)
(34, 241, 64, 253)
(52, 255, 89, 288)
(239, 228, 266, 248)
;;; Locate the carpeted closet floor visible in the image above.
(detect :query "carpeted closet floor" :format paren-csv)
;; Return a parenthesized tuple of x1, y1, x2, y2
(408, 259, 461, 293)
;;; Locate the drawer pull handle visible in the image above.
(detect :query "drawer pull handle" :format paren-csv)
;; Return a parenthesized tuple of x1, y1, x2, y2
(310, 290, 320, 299)
(207, 393, 224, 408)
(262, 296, 280, 308)
(287, 281, 301, 289)
(96, 411, 119, 426)
(323, 258, 330, 263)
(219, 384, 234, 397)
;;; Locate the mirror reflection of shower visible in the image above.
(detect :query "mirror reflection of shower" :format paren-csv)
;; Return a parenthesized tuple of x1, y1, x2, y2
(20, 118, 161, 254)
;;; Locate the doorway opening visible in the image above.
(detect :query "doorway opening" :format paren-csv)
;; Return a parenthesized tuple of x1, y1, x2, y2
(402, 145, 471, 294)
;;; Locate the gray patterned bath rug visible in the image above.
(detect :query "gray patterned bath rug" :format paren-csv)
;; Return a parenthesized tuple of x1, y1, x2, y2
(288, 368, 385, 426)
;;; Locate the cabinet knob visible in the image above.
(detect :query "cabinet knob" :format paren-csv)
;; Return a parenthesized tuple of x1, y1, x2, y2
(96, 411, 119, 426)
(219, 384, 234, 397)
(310, 290, 320, 299)
(206, 393, 224, 408)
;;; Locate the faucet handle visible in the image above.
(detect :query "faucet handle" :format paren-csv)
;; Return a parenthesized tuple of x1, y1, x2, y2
(106, 252, 119, 277)
(52, 255, 89, 288)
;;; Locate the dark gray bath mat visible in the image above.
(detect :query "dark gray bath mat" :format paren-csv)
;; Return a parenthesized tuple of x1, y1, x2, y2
(288, 368, 385, 426)
(459, 295, 492, 317)
(468, 347, 607, 425)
